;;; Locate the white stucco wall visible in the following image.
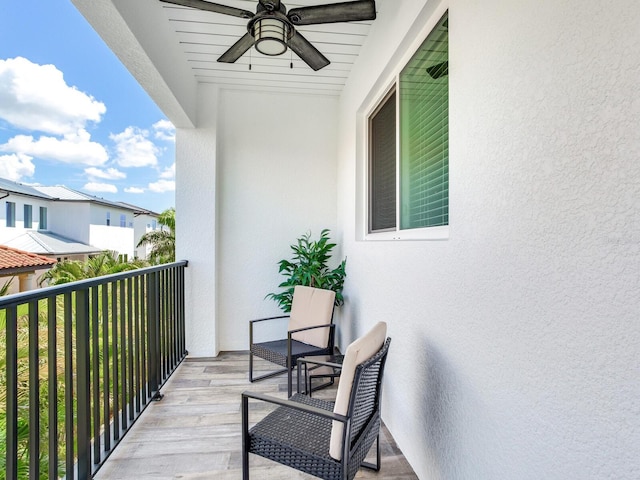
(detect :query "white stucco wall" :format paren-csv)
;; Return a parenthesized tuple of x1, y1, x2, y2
(177, 85, 338, 356)
(175, 84, 219, 356)
(47, 202, 91, 243)
(336, 1, 640, 479)
(216, 89, 339, 351)
(89, 225, 134, 258)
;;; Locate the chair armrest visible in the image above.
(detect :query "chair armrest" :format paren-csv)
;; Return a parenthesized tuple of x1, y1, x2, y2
(249, 315, 290, 345)
(297, 358, 343, 370)
(241, 391, 347, 423)
(287, 323, 336, 335)
(249, 315, 290, 325)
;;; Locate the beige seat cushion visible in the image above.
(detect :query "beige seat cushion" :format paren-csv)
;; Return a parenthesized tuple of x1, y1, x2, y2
(329, 321, 387, 460)
(288, 285, 336, 348)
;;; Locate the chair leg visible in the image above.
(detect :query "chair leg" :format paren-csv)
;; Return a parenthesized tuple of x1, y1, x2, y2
(249, 351, 254, 382)
(361, 433, 380, 471)
(249, 348, 289, 383)
(242, 395, 250, 480)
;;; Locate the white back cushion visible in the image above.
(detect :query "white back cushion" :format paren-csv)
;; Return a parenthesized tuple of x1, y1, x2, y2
(288, 285, 335, 348)
(329, 321, 387, 460)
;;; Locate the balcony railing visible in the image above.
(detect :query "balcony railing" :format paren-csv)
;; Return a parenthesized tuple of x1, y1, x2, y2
(1, 261, 188, 480)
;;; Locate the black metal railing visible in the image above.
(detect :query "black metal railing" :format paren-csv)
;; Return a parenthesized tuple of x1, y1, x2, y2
(1, 261, 188, 480)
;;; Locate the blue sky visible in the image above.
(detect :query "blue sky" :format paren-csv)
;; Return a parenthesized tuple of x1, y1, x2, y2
(0, 1, 175, 213)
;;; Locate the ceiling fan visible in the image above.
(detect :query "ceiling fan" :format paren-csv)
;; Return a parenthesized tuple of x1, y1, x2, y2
(160, 0, 376, 71)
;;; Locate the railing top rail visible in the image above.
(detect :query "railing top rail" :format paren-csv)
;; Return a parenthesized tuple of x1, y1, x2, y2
(0, 259, 188, 308)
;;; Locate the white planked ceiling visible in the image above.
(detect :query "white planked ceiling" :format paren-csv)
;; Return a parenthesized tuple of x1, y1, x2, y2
(159, 0, 376, 95)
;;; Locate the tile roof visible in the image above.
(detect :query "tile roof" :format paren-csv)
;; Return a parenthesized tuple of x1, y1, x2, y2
(0, 245, 57, 273)
(3, 231, 102, 256)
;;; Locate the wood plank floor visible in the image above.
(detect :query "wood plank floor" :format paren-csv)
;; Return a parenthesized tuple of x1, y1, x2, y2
(95, 352, 418, 479)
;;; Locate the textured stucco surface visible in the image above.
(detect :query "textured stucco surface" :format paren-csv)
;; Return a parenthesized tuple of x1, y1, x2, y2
(336, 1, 640, 478)
(216, 89, 339, 351)
(175, 85, 219, 356)
(176, 85, 338, 355)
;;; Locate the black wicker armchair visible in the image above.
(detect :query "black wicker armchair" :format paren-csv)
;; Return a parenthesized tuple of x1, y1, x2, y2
(242, 322, 390, 480)
(249, 285, 336, 397)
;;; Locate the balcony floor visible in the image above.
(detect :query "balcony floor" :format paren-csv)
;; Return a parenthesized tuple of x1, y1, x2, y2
(95, 352, 418, 479)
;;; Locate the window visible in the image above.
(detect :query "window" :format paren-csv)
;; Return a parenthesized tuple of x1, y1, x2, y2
(369, 89, 397, 231)
(152, 220, 157, 230)
(106, 211, 111, 226)
(23, 204, 33, 228)
(6, 202, 15, 227)
(39, 206, 48, 230)
(367, 12, 449, 238)
(120, 214, 126, 227)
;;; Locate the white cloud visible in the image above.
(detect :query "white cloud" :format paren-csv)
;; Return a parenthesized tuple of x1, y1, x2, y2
(0, 153, 35, 181)
(153, 119, 175, 142)
(84, 182, 117, 193)
(0, 129, 108, 166)
(85, 166, 126, 180)
(160, 163, 175, 179)
(125, 187, 144, 194)
(110, 126, 158, 167)
(148, 179, 175, 193)
(0, 57, 106, 135)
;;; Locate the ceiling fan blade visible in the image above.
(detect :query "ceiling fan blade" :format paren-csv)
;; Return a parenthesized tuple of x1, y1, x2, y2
(426, 61, 448, 79)
(258, 0, 281, 12)
(288, 31, 330, 71)
(288, 0, 376, 26)
(218, 33, 255, 63)
(159, 0, 254, 19)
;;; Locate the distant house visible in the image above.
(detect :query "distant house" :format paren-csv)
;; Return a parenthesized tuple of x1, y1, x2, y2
(0, 177, 54, 239)
(117, 202, 162, 260)
(0, 177, 159, 264)
(0, 244, 56, 294)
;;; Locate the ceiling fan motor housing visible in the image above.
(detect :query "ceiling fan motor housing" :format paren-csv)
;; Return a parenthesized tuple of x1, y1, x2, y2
(249, 5, 294, 56)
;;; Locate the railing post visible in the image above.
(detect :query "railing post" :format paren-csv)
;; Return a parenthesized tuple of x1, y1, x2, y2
(5, 306, 18, 480)
(28, 300, 40, 479)
(76, 288, 92, 479)
(64, 293, 75, 479)
(147, 271, 161, 399)
(47, 297, 59, 480)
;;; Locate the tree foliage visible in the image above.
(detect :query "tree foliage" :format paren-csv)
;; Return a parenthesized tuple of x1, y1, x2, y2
(39, 250, 146, 286)
(136, 208, 175, 264)
(0, 278, 12, 296)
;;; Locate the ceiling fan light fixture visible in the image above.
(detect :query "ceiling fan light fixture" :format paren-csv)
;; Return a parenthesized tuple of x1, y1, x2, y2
(252, 17, 289, 56)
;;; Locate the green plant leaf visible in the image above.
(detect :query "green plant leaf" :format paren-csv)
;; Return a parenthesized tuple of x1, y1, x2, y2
(266, 229, 347, 312)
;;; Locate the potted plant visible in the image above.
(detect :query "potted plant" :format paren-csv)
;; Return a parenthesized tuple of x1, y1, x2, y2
(267, 229, 347, 312)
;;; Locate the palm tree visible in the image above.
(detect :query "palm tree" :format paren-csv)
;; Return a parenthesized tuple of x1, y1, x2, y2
(137, 208, 175, 264)
(1, 278, 13, 296)
(39, 251, 146, 286)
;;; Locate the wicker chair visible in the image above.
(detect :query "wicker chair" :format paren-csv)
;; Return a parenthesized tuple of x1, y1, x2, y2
(249, 285, 336, 397)
(242, 322, 390, 480)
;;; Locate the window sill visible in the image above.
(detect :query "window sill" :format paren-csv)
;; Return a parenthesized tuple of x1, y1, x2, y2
(364, 225, 449, 241)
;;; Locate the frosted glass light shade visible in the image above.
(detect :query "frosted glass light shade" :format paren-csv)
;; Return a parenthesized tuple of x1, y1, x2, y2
(253, 18, 288, 56)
